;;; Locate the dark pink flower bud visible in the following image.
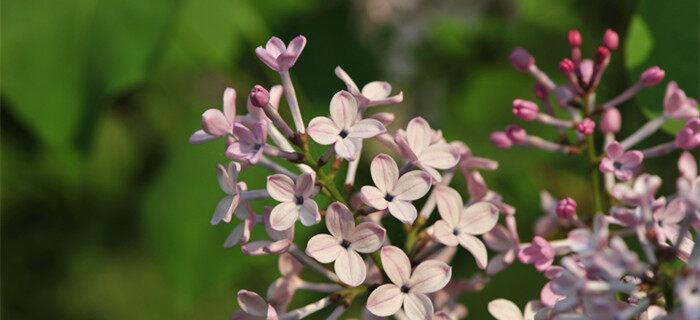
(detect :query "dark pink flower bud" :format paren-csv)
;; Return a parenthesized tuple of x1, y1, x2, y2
(596, 46, 610, 61)
(490, 131, 513, 149)
(675, 118, 700, 150)
(640, 66, 665, 87)
(559, 58, 575, 74)
(576, 118, 595, 135)
(510, 47, 534, 72)
(568, 29, 582, 47)
(512, 99, 539, 121)
(534, 83, 548, 100)
(250, 85, 270, 108)
(600, 107, 621, 134)
(603, 29, 619, 50)
(506, 125, 527, 144)
(555, 197, 577, 219)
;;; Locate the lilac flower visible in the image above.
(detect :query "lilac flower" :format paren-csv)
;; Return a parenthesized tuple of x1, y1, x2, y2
(576, 117, 595, 135)
(487, 299, 544, 320)
(226, 122, 268, 164)
(266, 172, 320, 230)
(307, 91, 386, 160)
(240, 207, 294, 255)
(512, 99, 539, 121)
(432, 186, 499, 269)
(190, 88, 236, 144)
(518, 236, 555, 272)
(224, 205, 256, 248)
(334, 66, 404, 108)
(677, 151, 700, 209)
(395, 117, 459, 182)
(483, 225, 520, 275)
(366, 246, 452, 319)
(555, 197, 577, 220)
(676, 118, 700, 150)
(211, 162, 246, 225)
(664, 81, 699, 120)
(599, 141, 644, 181)
(676, 271, 700, 319)
(612, 174, 661, 206)
(255, 36, 306, 72)
(305, 202, 385, 286)
(232, 290, 278, 320)
(265, 254, 302, 312)
(360, 154, 432, 224)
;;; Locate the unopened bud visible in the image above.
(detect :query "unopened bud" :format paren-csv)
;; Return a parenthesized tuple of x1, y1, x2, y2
(559, 58, 575, 74)
(250, 85, 270, 108)
(568, 29, 582, 47)
(576, 118, 595, 135)
(534, 83, 548, 100)
(600, 107, 621, 134)
(490, 131, 513, 149)
(512, 99, 539, 121)
(640, 66, 665, 87)
(510, 47, 534, 72)
(596, 46, 610, 61)
(603, 29, 619, 50)
(556, 197, 577, 219)
(505, 125, 527, 144)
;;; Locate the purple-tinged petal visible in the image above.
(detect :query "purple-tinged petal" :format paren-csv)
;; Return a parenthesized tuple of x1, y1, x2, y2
(335, 249, 366, 286)
(265, 37, 286, 58)
(483, 225, 514, 251)
(201, 109, 230, 136)
(334, 138, 359, 160)
(269, 202, 299, 231)
(255, 47, 280, 71)
(307, 117, 340, 145)
(370, 154, 399, 192)
(294, 172, 316, 197)
(306, 234, 342, 263)
(393, 171, 432, 201)
(330, 90, 358, 129)
(266, 174, 295, 202)
(599, 157, 615, 173)
(211, 195, 238, 225)
(278, 253, 302, 276)
(350, 222, 386, 253)
(406, 117, 432, 155)
(488, 299, 523, 320)
(619, 150, 644, 167)
(457, 233, 488, 269)
(298, 199, 320, 226)
(362, 81, 392, 100)
(434, 186, 463, 226)
(223, 87, 237, 121)
(419, 144, 459, 170)
(367, 284, 404, 317)
(284, 35, 306, 60)
(224, 224, 246, 248)
(679, 151, 698, 179)
(216, 164, 235, 194)
(360, 186, 389, 210)
(381, 245, 411, 285)
(334, 66, 361, 94)
(403, 293, 434, 320)
(237, 290, 268, 317)
(416, 163, 442, 183)
(409, 260, 452, 294)
(189, 129, 218, 144)
(457, 202, 499, 235)
(348, 118, 385, 138)
(387, 200, 418, 224)
(326, 202, 355, 238)
(265, 239, 292, 255)
(241, 241, 272, 256)
(606, 141, 624, 159)
(432, 220, 459, 246)
(486, 252, 508, 275)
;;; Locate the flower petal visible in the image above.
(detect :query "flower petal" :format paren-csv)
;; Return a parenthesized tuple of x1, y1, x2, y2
(393, 170, 432, 201)
(211, 195, 238, 225)
(266, 174, 295, 202)
(360, 186, 389, 210)
(367, 284, 404, 317)
(457, 233, 488, 269)
(349, 118, 386, 139)
(380, 246, 411, 285)
(432, 220, 459, 246)
(334, 66, 361, 94)
(606, 141, 623, 159)
(285, 35, 306, 60)
(294, 172, 316, 197)
(619, 150, 643, 167)
(458, 202, 499, 235)
(216, 164, 235, 194)
(483, 225, 514, 251)
(201, 109, 230, 136)
(409, 260, 452, 294)
(269, 202, 299, 230)
(403, 293, 434, 320)
(330, 90, 358, 129)
(307, 117, 340, 145)
(298, 199, 320, 226)
(361, 81, 392, 100)
(189, 129, 217, 144)
(223, 87, 237, 121)
(350, 222, 386, 253)
(434, 186, 462, 226)
(387, 200, 418, 224)
(224, 224, 246, 248)
(326, 202, 355, 238)
(232, 122, 255, 144)
(419, 143, 459, 170)
(237, 290, 268, 317)
(406, 117, 432, 155)
(370, 154, 399, 193)
(306, 234, 342, 263)
(335, 249, 367, 286)
(255, 47, 279, 71)
(334, 137, 359, 160)
(265, 37, 286, 58)
(488, 299, 524, 320)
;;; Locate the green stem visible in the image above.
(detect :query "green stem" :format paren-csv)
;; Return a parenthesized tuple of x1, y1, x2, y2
(585, 134, 604, 214)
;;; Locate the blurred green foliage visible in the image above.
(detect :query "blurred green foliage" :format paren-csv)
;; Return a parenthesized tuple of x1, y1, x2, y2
(1, 0, 697, 319)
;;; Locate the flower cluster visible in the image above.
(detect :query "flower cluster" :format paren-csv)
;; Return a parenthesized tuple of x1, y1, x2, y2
(488, 29, 700, 320)
(191, 36, 510, 319)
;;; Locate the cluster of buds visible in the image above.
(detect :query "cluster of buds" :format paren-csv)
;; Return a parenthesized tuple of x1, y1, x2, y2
(190, 35, 514, 319)
(487, 29, 700, 320)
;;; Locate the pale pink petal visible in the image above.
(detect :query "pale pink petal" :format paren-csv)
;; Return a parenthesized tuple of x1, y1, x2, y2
(679, 151, 698, 179)
(409, 260, 452, 294)
(223, 87, 237, 121)
(365, 92, 404, 108)
(362, 81, 392, 100)
(387, 200, 418, 224)
(334, 66, 360, 94)
(211, 195, 237, 225)
(330, 91, 358, 129)
(284, 35, 306, 60)
(201, 109, 230, 136)
(269, 202, 299, 230)
(265, 239, 292, 255)
(416, 163, 443, 183)
(599, 157, 615, 173)
(619, 150, 644, 167)
(216, 164, 235, 194)
(298, 199, 320, 226)
(393, 170, 432, 201)
(381, 245, 412, 285)
(367, 284, 404, 317)
(457, 202, 500, 235)
(370, 154, 399, 192)
(264, 210, 294, 241)
(241, 241, 272, 256)
(307, 117, 341, 145)
(335, 249, 367, 286)
(326, 202, 355, 238)
(265, 37, 286, 57)
(255, 47, 279, 71)
(237, 290, 268, 316)
(306, 234, 342, 263)
(279, 253, 303, 276)
(457, 233, 488, 269)
(350, 222, 386, 253)
(294, 172, 316, 197)
(232, 122, 255, 144)
(488, 299, 523, 320)
(266, 174, 295, 202)
(432, 220, 459, 246)
(395, 134, 419, 162)
(606, 141, 623, 158)
(483, 225, 514, 251)
(403, 293, 434, 320)
(189, 129, 217, 144)
(348, 118, 385, 138)
(224, 224, 246, 248)
(419, 144, 459, 169)
(523, 301, 545, 319)
(361, 186, 389, 210)
(406, 117, 433, 155)
(434, 186, 463, 226)
(334, 138, 359, 160)
(268, 85, 283, 110)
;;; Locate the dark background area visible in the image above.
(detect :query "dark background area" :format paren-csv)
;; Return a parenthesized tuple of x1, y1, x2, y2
(2, 0, 698, 318)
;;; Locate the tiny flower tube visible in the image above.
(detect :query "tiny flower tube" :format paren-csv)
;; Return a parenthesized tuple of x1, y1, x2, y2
(600, 107, 621, 134)
(640, 66, 665, 87)
(620, 115, 668, 150)
(555, 197, 577, 219)
(589, 46, 611, 90)
(512, 99, 539, 121)
(536, 113, 574, 128)
(505, 125, 527, 145)
(602, 29, 619, 50)
(250, 85, 296, 141)
(490, 131, 513, 149)
(523, 135, 578, 155)
(576, 118, 595, 135)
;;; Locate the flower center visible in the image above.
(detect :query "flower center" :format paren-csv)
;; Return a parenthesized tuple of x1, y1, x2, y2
(253, 143, 262, 151)
(295, 196, 304, 205)
(340, 239, 351, 248)
(400, 285, 411, 293)
(613, 161, 623, 170)
(453, 229, 460, 236)
(338, 129, 349, 138)
(384, 193, 395, 202)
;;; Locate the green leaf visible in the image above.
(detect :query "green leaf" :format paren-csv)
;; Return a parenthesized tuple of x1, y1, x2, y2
(624, 15, 653, 70)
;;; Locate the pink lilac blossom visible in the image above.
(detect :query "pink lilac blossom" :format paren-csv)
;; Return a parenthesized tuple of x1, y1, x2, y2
(267, 172, 320, 230)
(394, 117, 459, 182)
(518, 236, 555, 272)
(334, 66, 404, 108)
(255, 36, 306, 72)
(189, 88, 237, 144)
(599, 141, 644, 181)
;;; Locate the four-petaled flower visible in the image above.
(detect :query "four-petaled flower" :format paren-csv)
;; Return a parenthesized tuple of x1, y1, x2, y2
(366, 246, 452, 320)
(226, 122, 268, 164)
(190, 88, 236, 144)
(306, 202, 386, 286)
(431, 186, 500, 269)
(211, 162, 246, 225)
(599, 141, 643, 182)
(232, 290, 278, 320)
(518, 236, 555, 272)
(395, 117, 459, 182)
(255, 36, 306, 72)
(240, 207, 295, 255)
(360, 154, 432, 224)
(335, 66, 404, 109)
(307, 91, 386, 160)
(664, 81, 699, 120)
(267, 172, 320, 230)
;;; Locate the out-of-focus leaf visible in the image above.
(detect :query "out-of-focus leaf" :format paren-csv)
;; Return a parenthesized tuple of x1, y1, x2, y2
(624, 15, 653, 70)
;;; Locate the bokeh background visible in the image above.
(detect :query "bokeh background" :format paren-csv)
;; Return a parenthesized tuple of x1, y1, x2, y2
(2, 0, 698, 319)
